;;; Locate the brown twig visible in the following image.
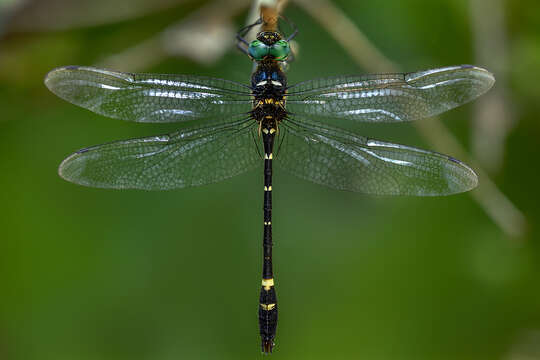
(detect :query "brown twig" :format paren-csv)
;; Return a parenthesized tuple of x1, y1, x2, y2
(244, 0, 289, 35)
(261, 4, 280, 31)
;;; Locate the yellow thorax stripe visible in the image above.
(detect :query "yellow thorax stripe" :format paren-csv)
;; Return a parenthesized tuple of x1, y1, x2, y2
(260, 303, 276, 311)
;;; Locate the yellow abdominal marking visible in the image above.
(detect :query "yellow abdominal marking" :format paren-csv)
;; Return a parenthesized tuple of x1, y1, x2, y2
(269, 128, 276, 134)
(264, 186, 272, 191)
(264, 153, 273, 159)
(262, 278, 274, 290)
(262, 128, 269, 134)
(260, 303, 276, 311)
(264, 221, 271, 225)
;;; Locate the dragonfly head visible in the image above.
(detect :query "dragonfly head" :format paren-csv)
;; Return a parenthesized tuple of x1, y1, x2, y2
(257, 31, 281, 45)
(248, 31, 290, 61)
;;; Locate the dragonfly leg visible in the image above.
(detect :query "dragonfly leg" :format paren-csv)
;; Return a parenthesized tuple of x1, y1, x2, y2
(236, 17, 263, 46)
(280, 15, 298, 41)
(236, 42, 249, 56)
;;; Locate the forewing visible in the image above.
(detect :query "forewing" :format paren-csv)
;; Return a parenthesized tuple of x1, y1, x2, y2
(286, 65, 494, 123)
(45, 66, 253, 123)
(59, 119, 260, 190)
(276, 118, 478, 195)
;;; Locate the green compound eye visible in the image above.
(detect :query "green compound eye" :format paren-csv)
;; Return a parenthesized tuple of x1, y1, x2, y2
(248, 40, 269, 60)
(269, 40, 290, 61)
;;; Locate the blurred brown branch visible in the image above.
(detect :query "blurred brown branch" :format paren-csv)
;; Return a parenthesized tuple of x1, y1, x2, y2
(97, 0, 251, 70)
(293, 0, 526, 239)
(469, 0, 515, 173)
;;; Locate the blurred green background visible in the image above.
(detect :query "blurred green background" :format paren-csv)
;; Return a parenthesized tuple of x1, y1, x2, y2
(1, 0, 539, 359)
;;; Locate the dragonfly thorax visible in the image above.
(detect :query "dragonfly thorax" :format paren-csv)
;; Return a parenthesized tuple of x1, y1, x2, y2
(251, 60, 287, 89)
(251, 61, 287, 130)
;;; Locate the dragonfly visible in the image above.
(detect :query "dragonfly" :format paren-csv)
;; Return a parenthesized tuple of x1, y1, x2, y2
(44, 17, 495, 353)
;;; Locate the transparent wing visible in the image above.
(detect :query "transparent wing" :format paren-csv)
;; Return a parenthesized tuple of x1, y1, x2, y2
(276, 117, 478, 195)
(45, 66, 253, 123)
(59, 118, 261, 190)
(286, 65, 494, 123)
